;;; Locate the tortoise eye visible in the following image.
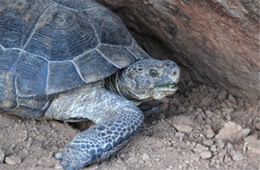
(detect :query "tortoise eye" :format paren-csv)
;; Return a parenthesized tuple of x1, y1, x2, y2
(149, 69, 159, 77)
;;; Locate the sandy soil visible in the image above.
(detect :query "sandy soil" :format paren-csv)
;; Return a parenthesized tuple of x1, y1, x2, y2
(0, 81, 259, 170)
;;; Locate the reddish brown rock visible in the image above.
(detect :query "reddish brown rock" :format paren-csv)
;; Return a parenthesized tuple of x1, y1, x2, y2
(99, 0, 260, 100)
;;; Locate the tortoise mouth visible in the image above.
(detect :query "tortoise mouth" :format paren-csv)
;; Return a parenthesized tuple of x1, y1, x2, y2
(155, 83, 178, 91)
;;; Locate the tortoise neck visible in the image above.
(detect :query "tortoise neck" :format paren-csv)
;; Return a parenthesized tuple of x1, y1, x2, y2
(105, 72, 141, 105)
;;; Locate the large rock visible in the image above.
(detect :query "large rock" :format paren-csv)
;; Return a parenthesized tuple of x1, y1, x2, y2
(99, 0, 260, 100)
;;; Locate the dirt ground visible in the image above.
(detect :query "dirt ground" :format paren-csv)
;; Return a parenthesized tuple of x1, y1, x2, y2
(0, 81, 259, 170)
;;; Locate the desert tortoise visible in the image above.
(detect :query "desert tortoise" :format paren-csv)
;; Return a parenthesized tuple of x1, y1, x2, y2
(0, 0, 180, 169)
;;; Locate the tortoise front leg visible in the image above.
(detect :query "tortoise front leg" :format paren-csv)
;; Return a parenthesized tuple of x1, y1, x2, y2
(58, 106, 143, 169)
(47, 85, 144, 170)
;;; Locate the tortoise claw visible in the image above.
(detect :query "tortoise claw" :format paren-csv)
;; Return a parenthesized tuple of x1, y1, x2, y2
(54, 152, 63, 160)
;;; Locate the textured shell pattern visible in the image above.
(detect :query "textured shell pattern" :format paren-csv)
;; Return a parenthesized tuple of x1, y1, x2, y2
(0, 0, 150, 112)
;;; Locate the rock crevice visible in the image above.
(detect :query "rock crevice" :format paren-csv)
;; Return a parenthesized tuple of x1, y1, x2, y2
(99, 0, 260, 100)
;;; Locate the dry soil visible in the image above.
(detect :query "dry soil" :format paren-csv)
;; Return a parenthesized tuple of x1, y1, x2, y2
(0, 81, 259, 170)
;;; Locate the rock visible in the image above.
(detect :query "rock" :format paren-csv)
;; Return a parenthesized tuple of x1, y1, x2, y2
(226, 143, 234, 152)
(177, 106, 186, 113)
(228, 94, 237, 105)
(225, 114, 232, 121)
(224, 154, 232, 163)
(175, 132, 185, 142)
(5, 155, 22, 165)
(203, 139, 214, 146)
(210, 145, 217, 155)
(204, 125, 215, 139)
(199, 97, 212, 107)
(193, 144, 209, 154)
(0, 149, 5, 163)
(190, 153, 200, 161)
(215, 121, 250, 142)
(222, 108, 234, 114)
(244, 135, 260, 154)
(99, 0, 260, 100)
(127, 155, 138, 164)
(141, 153, 150, 161)
(254, 119, 260, 130)
(230, 151, 245, 161)
(55, 163, 63, 169)
(174, 124, 193, 134)
(199, 151, 212, 159)
(119, 153, 126, 160)
(217, 91, 227, 101)
(216, 150, 227, 163)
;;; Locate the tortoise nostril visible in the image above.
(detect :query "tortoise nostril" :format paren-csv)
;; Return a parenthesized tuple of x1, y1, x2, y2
(173, 71, 177, 76)
(165, 63, 171, 67)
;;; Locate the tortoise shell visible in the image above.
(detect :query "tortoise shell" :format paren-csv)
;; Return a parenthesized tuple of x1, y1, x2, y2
(0, 0, 149, 115)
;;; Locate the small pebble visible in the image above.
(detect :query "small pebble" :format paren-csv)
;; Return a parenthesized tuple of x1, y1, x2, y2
(127, 156, 138, 164)
(254, 119, 260, 131)
(174, 124, 193, 133)
(142, 153, 150, 161)
(222, 108, 234, 114)
(5, 156, 22, 165)
(216, 140, 225, 149)
(200, 97, 212, 107)
(199, 151, 212, 159)
(175, 132, 185, 141)
(190, 153, 200, 161)
(204, 125, 215, 139)
(120, 153, 126, 159)
(55, 163, 63, 169)
(218, 91, 227, 101)
(193, 143, 209, 156)
(177, 106, 186, 113)
(203, 139, 214, 146)
(244, 135, 260, 154)
(210, 145, 217, 153)
(228, 94, 237, 105)
(230, 151, 244, 161)
(195, 144, 209, 151)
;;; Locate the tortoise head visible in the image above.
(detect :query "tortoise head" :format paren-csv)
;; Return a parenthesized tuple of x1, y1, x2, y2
(119, 59, 180, 102)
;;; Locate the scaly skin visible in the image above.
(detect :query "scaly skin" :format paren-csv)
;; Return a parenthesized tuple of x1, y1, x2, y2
(46, 83, 143, 169)
(45, 59, 180, 169)
(59, 105, 143, 169)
